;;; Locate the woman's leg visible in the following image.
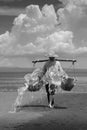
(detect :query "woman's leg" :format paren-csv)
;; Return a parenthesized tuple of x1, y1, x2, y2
(45, 84, 50, 105)
(51, 95, 54, 107)
(49, 88, 55, 108)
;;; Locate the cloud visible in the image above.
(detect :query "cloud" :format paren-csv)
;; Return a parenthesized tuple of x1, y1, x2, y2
(58, 0, 87, 52)
(36, 31, 75, 53)
(60, 0, 87, 6)
(74, 47, 87, 54)
(0, 4, 76, 57)
(0, 3, 87, 59)
(0, 57, 13, 67)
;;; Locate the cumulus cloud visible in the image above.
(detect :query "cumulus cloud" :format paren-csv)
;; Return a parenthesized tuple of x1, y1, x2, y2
(58, 0, 87, 53)
(0, 4, 76, 56)
(0, 2, 87, 59)
(36, 31, 74, 53)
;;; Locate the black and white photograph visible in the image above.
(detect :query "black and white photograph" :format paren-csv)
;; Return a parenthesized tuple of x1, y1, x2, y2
(0, 0, 87, 130)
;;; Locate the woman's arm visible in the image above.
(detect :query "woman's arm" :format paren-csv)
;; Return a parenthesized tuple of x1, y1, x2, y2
(57, 61, 68, 79)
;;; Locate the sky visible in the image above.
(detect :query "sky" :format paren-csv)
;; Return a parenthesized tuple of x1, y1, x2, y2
(0, 0, 87, 69)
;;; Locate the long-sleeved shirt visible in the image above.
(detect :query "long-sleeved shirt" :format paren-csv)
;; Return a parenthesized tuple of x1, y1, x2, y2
(41, 60, 68, 85)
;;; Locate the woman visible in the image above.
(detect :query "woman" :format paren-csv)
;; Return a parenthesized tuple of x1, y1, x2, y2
(40, 53, 68, 108)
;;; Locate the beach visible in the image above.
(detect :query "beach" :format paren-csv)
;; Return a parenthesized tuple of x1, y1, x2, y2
(0, 70, 86, 130)
(0, 91, 87, 130)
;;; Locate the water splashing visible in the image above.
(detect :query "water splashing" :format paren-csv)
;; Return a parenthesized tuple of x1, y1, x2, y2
(9, 83, 28, 113)
(9, 68, 42, 113)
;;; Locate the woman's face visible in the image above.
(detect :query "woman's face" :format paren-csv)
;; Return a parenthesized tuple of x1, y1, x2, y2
(49, 57, 55, 61)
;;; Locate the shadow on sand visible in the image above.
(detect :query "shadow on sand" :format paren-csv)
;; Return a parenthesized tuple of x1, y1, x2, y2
(16, 104, 67, 112)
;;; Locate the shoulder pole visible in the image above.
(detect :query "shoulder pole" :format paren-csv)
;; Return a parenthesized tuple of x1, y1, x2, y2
(32, 58, 77, 64)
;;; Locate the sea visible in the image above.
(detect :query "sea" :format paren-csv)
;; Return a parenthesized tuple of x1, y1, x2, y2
(0, 68, 86, 92)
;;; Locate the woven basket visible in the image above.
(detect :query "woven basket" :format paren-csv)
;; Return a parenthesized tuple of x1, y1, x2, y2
(61, 77, 74, 91)
(27, 80, 43, 92)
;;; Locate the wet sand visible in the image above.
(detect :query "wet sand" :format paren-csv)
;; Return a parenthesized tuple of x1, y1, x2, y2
(0, 92, 87, 130)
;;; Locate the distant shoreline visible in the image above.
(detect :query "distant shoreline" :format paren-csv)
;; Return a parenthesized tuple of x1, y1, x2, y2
(0, 67, 86, 73)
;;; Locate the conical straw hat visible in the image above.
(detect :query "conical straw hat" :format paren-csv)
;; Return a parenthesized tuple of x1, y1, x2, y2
(45, 51, 58, 58)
